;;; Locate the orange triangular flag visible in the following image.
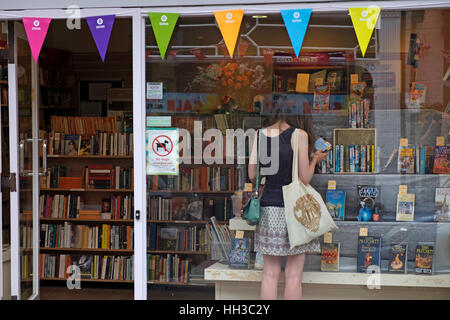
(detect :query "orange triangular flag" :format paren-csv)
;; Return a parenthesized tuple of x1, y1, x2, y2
(214, 9, 244, 58)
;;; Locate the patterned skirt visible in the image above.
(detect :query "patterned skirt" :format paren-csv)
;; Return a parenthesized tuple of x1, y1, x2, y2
(254, 206, 321, 256)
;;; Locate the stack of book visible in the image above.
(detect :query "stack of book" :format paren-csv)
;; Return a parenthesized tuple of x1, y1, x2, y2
(348, 99, 370, 128)
(87, 164, 114, 189)
(147, 254, 191, 283)
(39, 194, 81, 219)
(333, 144, 377, 173)
(147, 225, 210, 253)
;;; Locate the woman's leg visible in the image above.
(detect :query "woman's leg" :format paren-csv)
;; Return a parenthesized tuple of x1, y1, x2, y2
(260, 254, 282, 300)
(284, 253, 306, 300)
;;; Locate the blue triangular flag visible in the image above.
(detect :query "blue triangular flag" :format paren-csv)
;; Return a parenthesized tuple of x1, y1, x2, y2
(281, 9, 312, 58)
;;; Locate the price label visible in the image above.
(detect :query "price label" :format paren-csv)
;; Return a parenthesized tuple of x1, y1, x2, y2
(359, 228, 368, 237)
(324, 232, 333, 243)
(399, 185, 408, 195)
(235, 230, 244, 239)
(351, 74, 359, 84)
(244, 183, 253, 192)
(328, 180, 337, 190)
(436, 136, 445, 146)
(400, 138, 408, 147)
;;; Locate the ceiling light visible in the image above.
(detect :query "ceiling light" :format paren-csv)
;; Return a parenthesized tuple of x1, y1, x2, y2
(252, 15, 268, 19)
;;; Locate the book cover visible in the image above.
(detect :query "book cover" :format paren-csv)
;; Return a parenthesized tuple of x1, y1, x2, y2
(326, 70, 343, 92)
(351, 82, 365, 99)
(357, 185, 380, 222)
(409, 82, 427, 108)
(63, 134, 79, 156)
(308, 69, 327, 92)
(313, 84, 330, 110)
(388, 243, 408, 273)
(228, 238, 250, 269)
(357, 236, 381, 273)
(434, 188, 450, 222)
(398, 145, 415, 174)
(433, 146, 450, 174)
(321, 242, 340, 272)
(295, 73, 310, 93)
(415, 244, 434, 274)
(396, 193, 415, 222)
(326, 189, 346, 221)
(78, 135, 92, 155)
(159, 228, 178, 251)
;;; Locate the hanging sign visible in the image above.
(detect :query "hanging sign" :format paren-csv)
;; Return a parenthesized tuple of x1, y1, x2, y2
(148, 12, 179, 60)
(348, 7, 381, 57)
(22, 17, 52, 63)
(146, 128, 179, 175)
(280, 9, 312, 58)
(86, 15, 115, 62)
(214, 9, 244, 58)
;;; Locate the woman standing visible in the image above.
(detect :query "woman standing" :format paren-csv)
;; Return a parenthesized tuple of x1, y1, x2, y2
(248, 113, 328, 300)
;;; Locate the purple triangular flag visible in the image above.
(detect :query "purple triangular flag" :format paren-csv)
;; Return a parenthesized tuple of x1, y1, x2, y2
(86, 15, 115, 62)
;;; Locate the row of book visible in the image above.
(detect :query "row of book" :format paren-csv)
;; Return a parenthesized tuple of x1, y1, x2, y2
(398, 145, 449, 174)
(325, 186, 450, 222)
(40, 223, 134, 250)
(147, 166, 246, 192)
(147, 224, 210, 253)
(319, 145, 378, 173)
(147, 254, 191, 283)
(42, 164, 134, 190)
(39, 194, 134, 220)
(40, 254, 134, 281)
(48, 131, 133, 156)
(147, 196, 234, 222)
(321, 236, 434, 275)
(348, 98, 370, 128)
(50, 116, 123, 135)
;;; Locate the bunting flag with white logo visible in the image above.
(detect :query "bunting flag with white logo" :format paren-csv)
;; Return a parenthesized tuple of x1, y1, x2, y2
(214, 9, 244, 58)
(86, 15, 116, 62)
(148, 12, 179, 60)
(348, 7, 381, 57)
(280, 9, 312, 58)
(22, 17, 52, 63)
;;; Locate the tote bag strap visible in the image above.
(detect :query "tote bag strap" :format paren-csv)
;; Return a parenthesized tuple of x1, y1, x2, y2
(292, 128, 300, 182)
(255, 129, 261, 192)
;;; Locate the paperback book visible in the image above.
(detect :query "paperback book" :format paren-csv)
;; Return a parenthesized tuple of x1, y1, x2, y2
(415, 244, 434, 275)
(325, 189, 346, 221)
(357, 185, 380, 222)
(388, 243, 408, 273)
(159, 228, 178, 251)
(228, 238, 250, 269)
(321, 242, 340, 272)
(357, 236, 381, 273)
(63, 134, 79, 156)
(433, 146, 450, 174)
(434, 188, 450, 222)
(398, 145, 415, 174)
(409, 82, 427, 108)
(313, 84, 330, 110)
(396, 193, 415, 222)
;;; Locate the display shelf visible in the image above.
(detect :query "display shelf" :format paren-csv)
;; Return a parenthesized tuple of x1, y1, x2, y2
(147, 250, 209, 255)
(147, 219, 215, 224)
(147, 190, 234, 195)
(274, 65, 347, 71)
(47, 155, 133, 159)
(40, 188, 134, 193)
(40, 247, 133, 254)
(40, 218, 134, 224)
(40, 278, 134, 284)
(40, 277, 213, 286)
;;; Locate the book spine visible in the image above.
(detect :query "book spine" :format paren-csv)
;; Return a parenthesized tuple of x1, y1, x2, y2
(419, 146, 426, 174)
(349, 145, 355, 172)
(340, 145, 344, 173)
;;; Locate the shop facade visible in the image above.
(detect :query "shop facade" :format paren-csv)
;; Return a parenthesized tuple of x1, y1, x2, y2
(0, 1, 449, 300)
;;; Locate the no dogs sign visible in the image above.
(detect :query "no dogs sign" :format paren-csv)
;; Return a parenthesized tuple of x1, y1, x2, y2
(146, 128, 179, 175)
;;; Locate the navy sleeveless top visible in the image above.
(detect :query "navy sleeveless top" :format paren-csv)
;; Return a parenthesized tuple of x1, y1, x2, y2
(259, 126, 295, 207)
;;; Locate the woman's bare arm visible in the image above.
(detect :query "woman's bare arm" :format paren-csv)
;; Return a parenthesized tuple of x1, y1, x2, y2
(248, 130, 258, 183)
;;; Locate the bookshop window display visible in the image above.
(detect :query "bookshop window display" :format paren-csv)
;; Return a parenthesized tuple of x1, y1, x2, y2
(144, 8, 449, 288)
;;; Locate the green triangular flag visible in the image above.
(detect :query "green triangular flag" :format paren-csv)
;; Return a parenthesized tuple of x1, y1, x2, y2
(148, 12, 179, 60)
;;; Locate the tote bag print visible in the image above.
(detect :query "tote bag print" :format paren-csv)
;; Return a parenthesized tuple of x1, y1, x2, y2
(283, 129, 338, 248)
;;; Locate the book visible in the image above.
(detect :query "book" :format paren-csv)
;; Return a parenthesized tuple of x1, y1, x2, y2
(398, 145, 415, 174)
(228, 237, 250, 269)
(357, 236, 381, 273)
(63, 134, 79, 156)
(351, 82, 365, 98)
(308, 69, 327, 92)
(325, 189, 346, 221)
(159, 228, 178, 251)
(357, 185, 380, 222)
(326, 70, 343, 92)
(295, 73, 310, 93)
(388, 243, 408, 273)
(409, 82, 427, 108)
(78, 135, 92, 155)
(396, 193, 415, 222)
(321, 242, 340, 272)
(415, 244, 434, 274)
(313, 84, 330, 110)
(433, 146, 450, 174)
(434, 188, 450, 222)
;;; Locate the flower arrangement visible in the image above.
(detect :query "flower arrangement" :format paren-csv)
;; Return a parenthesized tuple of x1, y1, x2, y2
(189, 60, 270, 112)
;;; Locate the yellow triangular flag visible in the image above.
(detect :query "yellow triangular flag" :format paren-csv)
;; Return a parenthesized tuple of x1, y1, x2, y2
(214, 9, 244, 58)
(349, 7, 381, 57)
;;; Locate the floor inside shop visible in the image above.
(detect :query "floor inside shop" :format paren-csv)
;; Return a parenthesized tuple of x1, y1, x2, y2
(40, 283, 215, 300)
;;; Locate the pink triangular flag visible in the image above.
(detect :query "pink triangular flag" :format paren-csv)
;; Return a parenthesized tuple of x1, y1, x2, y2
(23, 18, 52, 63)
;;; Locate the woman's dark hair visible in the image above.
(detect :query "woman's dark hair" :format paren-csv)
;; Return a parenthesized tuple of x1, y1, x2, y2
(262, 105, 316, 156)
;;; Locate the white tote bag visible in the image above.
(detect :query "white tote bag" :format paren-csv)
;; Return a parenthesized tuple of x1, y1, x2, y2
(282, 129, 338, 249)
